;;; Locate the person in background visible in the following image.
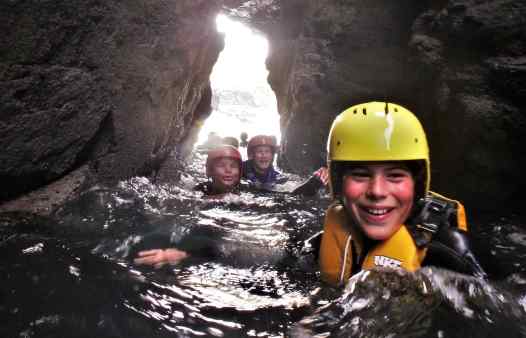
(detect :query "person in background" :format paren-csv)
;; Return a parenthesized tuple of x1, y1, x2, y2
(203, 132, 222, 149)
(239, 131, 249, 148)
(241, 134, 329, 196)
(319, 101, 486, 286)
(242, 135, 286, 189)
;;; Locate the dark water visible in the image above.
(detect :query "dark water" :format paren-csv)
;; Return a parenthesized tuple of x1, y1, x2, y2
(1, 153, 526, 337)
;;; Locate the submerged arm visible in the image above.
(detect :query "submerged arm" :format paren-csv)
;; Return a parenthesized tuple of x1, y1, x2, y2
(425, 227, 487, 278)
(134, 248, 188, 268)
(132, 227, 223, 268)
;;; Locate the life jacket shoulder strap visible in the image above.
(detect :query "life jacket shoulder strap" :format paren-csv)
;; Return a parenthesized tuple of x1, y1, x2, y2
(427, 191, 468, 231)
(408, 191, 467, 247)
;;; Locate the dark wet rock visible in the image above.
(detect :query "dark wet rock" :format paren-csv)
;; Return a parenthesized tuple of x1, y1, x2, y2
(2, 0, 526, 213)
(0, 165, 89, 216)
(0, 0, 224, 201)
(291, 268, 526, 338)
(0, 211, 56, 237)
(291, 269, 440, 338)
(267, 1, 427, 174)
(407, 1, 526, 211)
(264, 1, 526, 211)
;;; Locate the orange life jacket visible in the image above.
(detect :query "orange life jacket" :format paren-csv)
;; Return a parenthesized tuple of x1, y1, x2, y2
(319, 191, 467, 286)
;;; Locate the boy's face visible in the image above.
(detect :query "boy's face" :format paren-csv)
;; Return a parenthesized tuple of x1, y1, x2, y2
(252, 145, 274, 173)
(342, 162, 414, 241)
(210, 158, 240, 192)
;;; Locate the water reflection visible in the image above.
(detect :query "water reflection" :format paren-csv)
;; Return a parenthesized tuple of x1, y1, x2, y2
(2, 154, 526, 337)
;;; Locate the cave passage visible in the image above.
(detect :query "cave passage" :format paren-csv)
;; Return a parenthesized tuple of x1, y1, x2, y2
(197, 14, 280, 152)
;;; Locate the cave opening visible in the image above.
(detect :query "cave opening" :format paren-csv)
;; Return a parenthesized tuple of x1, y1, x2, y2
(196, 14, 280, 157)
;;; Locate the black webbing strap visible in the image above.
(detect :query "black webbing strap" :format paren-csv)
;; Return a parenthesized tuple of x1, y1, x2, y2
(409, 195, 456, 248)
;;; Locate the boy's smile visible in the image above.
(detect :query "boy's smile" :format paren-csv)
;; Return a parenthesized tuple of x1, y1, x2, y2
(342, 162, 415, 240)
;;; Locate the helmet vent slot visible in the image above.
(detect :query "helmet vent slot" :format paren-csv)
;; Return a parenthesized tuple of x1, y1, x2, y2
(337, 140, 342, 146)
(414, 138, 419, 143)
(362, 108, 367, 115)
(353, 109, 357, 114)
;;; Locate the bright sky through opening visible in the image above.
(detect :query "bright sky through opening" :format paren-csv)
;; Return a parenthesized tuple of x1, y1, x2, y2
(197, 14, 281, 146)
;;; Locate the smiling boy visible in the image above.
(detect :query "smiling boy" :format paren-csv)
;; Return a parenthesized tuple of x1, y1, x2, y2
(319, 102, 486, 286)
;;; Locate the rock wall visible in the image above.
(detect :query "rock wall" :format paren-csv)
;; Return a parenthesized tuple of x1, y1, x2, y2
(267, 0, 426, 170)
(0, 0, 223, 202)
(409, 0, 526, 210)
(1, 0, 524, 213)
(266, 0, 526, 211)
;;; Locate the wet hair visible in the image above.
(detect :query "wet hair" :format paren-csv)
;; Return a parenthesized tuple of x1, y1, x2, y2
(405, 160, 427, 202)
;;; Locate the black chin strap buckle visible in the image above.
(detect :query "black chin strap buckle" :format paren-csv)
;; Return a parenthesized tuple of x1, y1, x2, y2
(411, 196, 452, 247)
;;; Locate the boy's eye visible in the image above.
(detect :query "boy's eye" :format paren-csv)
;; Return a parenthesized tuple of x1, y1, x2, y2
(346, 169, 370, 178)
(352, 171, 369, 177)
(386, 170, 411, 180)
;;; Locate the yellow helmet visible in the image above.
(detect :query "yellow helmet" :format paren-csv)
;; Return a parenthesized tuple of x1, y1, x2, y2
(327, 101, 430, 199)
